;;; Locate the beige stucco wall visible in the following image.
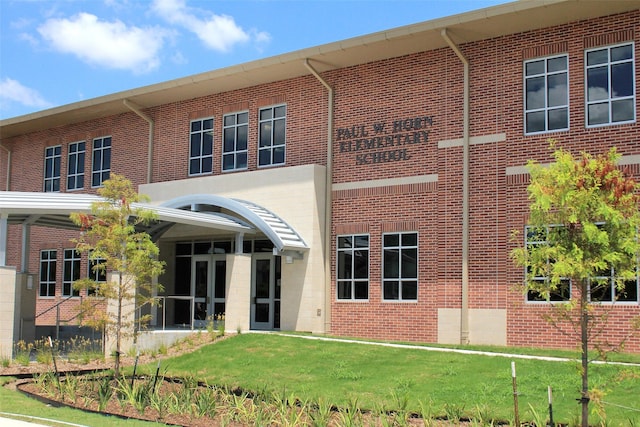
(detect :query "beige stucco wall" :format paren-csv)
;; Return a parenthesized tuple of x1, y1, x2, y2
(438, 308, 507, 346)
(0, 266, 17, 358)
(141, 164, 327, 334)
(225, 254, 252, 333)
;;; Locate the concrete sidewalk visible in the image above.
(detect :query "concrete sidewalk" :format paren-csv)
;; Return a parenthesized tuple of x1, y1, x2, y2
(0, 414, 88, 427)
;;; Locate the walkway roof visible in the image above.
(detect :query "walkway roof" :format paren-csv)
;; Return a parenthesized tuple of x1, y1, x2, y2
(1, 0, 638, 139)
(0, 191, 309, 254)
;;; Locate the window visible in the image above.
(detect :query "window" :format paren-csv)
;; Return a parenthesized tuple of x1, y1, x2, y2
(222, 112, 248, 171)
(590, 266, 639, 303)
(524, 226, 571, 302)
(383, 232, 418, 301)
(88, 256, 107, 296)
(258, 105, 286, 167)
(189, 118, 214, 175)
(44, 145, 61, 192)
(67, 141, 85, 190)
(39, 250, 56, 297)
(92, 136, 111, 187)
(63, 249, 81, 297)
(586, 43, 635, 126)
(524, 55, 568, 134)
(336, 234, 369, 300)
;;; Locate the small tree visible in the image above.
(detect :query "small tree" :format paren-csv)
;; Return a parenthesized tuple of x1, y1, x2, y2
(511, 144, 640, 427)
(71, 174, 165, 377)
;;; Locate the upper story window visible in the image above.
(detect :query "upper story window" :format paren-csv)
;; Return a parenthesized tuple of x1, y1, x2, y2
(524, 226, 571, 302)
(92, 136, 111, 187)
(44, 145, 61, 192)
(524, 55, 569, 134)
(67, 141, 85, 191)
(258, 105, 286, 167)
(189, 118, 214, 176)
(336, 234, 369, 300)
(586, 42, 635, 127)
(39, 249, 56, 297)
(63, 249, 81, 297)
(383, 232, 418, 301)
(222, 112, 248, 172)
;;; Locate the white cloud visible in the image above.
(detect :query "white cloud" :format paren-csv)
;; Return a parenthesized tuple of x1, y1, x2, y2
(152, 0, 268, 53)
(0, 78, 53, 109)
(37, 13, 170, 73)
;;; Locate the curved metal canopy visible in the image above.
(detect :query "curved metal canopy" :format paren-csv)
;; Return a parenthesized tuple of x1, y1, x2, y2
(160, 194, 308, 254)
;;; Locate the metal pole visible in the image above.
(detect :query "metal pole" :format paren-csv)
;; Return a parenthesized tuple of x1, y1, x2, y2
(548, 385, 555, 427)
(511, 361, 520, 426)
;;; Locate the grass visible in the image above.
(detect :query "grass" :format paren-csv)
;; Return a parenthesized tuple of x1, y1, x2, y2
(1, 333, 639, 425)
(146, 333, 640, 424)
(0, 376, 158, 426)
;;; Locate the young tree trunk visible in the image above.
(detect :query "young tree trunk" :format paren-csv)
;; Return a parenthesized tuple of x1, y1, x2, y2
(580, 281, 589, 427)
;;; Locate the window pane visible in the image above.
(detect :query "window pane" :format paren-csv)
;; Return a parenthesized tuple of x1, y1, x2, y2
(273, 146, 285, 164)
(402, 248, 418, 278)
(274, 105, 286, 117)
(587, 49, 608, 66)
(338, 236, 352, 248)
(354, 250, 368, 279)
(587, 67, 609, 101)
(611, 44, 632, 62)
(548, 108, 568, 130)
(354, 281, 368, 299)
(611, 62, 633, 97)
(190, 159, 200, 174)
(402, 281, 418, 300)
(618, 280, 638, 302)
(384, 249, 399, 278)
(525, 60, 544, 76)
(612, 99, 634, 122)
(223, 154, 234, 170)
(526, 76, 545, 109)
(260, 109, 272, 121)
(202, 157, 212, 172)
(402, 233, 417, 246)
(337, 282, 351, 299)
(224, 115, 235, 126)
(238, 112, 248, 123)
(547, 56, 566, 73)
(384, 281, 399, 300)
(384, 234, 399, 247)
(237, 152, 247, 169)
(191, 135, 201, 156)
(337, 252, 352, 279)
(588, 103, 609, 125)
(273, 119, 285, 144)
(237, 127, 248, 149)
(203, 118, 213, 130)
(259, 123, 271, 147)
(191, 121, 201, 132)
(547, 73, 567, 107)
(258, 149, 270, 166)
(224, 129, 235, 152)
(526, 111, 545, 133)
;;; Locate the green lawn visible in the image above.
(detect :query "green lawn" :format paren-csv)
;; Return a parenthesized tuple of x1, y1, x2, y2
(1, 333, 639, 426)
(152, 333, 640, 424)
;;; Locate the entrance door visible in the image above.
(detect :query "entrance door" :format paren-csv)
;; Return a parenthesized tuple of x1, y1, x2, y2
(250, 254, 281, 330)
(191, 255, 226, 328)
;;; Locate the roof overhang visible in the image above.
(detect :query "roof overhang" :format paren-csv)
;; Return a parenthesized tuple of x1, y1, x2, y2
(0, 191, 255, 241)
(1, 0, 637, 139)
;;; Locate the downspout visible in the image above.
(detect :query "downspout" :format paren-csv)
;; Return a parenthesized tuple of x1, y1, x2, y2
(441, 28, 470, 345)
(304, 59, 334, 333)
(0, 143, 11, 191)
(123, 99, 154, 184)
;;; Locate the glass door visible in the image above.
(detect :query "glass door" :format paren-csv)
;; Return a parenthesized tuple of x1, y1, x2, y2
(191, 255, 226, 328)
(250, 254, 281, 330)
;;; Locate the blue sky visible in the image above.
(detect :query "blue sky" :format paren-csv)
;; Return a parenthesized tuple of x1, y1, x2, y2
(0, 0, 508, 120)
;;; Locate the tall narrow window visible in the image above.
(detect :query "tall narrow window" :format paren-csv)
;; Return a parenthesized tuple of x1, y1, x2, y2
(336, 234, 369, 300)
(383, 232, 418, 301)
(524, 55, 568, 134)
(92, 136, 111, 187)
(189, 118, 214, 175)
(258, 105, 286, 167)
(524, 226, 571, 302)
(63, 249, 81, 297)
(586, 43, 635, 126)
(222, 112, 248, 171)
(39, 250, 56, 297)
(67, 141, 85, 190)
(44, 145, 61, 192)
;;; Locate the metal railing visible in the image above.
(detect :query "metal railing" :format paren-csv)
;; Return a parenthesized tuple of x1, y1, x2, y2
(143, 295, 195, 331)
